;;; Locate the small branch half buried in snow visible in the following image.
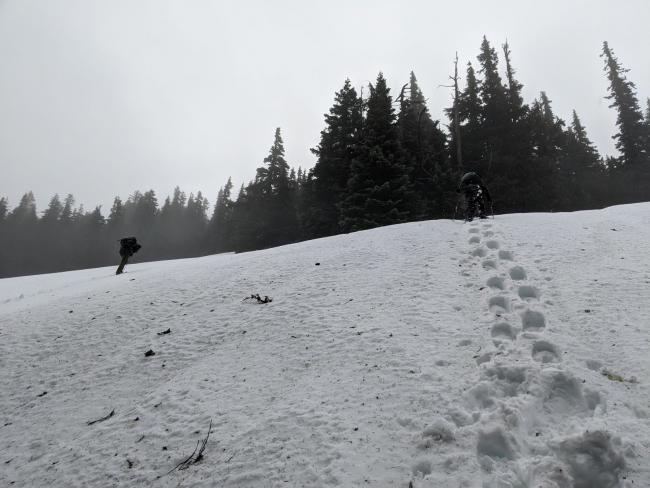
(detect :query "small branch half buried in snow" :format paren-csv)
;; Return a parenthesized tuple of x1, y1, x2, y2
(86, 409, 115, 426)
(167, 419, 212, 474)
(242, 294, 272, 304)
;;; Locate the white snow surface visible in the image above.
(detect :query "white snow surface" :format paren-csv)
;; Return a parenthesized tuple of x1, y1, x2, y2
(1, 204, 650, 487)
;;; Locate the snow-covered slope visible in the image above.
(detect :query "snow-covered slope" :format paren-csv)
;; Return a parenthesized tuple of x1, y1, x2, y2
(1, 204, 649, 487)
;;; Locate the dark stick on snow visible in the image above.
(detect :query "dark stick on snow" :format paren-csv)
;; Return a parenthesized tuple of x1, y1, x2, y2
(87, 409, 115, 426)
(166, 419, 212, 474)
(242, 294, 272, 304)
(167, 440, 200, 475)
(193, 419, 212, 463)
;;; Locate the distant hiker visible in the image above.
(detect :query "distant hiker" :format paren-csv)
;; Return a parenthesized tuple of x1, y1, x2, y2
(456, 172, 492, 222)
(116, 237, 141, 275)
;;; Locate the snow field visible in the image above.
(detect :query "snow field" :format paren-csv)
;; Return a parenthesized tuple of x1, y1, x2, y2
(455, 208, 650, 488)
(1, 203, 649, 487)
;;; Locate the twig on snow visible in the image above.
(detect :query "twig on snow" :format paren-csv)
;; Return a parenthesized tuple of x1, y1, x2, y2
(87, 409, 115, 426)
(242, 294, 272, 304)
(167, 419, 212, 474)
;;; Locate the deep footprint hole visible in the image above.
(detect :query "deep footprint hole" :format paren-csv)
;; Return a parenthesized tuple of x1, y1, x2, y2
(509, 266, 527, 280)
(472, 247, 488, 258)
(491, 322, 517, 340)
(518, 285, 540, 300)
(522, 309, 545, 330)
(532, 341, 559, 363)
(489, 295, 511, 313)
(486, 276, 505, 290)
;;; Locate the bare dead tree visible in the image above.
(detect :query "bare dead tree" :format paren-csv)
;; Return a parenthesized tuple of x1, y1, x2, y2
(439, 52, 463, 170)
(395, 82, 409, 107)
(452, 52, 463, 170)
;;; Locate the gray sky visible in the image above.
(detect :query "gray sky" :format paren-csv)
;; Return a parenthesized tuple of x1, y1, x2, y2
(1, 0, 649, 214)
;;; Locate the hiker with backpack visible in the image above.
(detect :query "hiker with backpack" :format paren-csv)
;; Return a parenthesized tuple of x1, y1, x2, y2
(456, 172, 492, 222)
(116, 237, 141, 275)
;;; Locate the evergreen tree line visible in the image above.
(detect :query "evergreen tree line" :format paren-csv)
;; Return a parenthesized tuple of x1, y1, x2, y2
(1, 39, 649, 278)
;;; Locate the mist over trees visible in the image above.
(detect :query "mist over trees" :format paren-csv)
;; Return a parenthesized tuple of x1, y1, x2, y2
(1, 38, 649, 278)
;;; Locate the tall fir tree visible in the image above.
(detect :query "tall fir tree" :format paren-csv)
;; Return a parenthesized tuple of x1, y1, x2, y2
(398, 72, 448, 219)
(41, 194, 63, 224)
(475, 37, 519, 212)
(601, 42, 647, 167)
(477, 36, 510, 159)
(185, 191, 209, 255)
(5, 192, 38, 276)
(305, 79, 363, 237)
(524, 92, 565, 210)
(234, 128, 299, 250)
(339, 72, 411, 232)
(502, 41, 526, 124)
(60, 194, 75, 226)
(9, 192, 37, 224)
(459, 62, 483, 169)
(208, 177, 234, 252)
(107, 197, 125, 238)
(38, 194, 65, 271)
(559, 110, 603, 209)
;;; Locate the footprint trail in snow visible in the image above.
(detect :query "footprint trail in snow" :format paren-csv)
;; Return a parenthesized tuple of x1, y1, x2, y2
(409, 217, 633, 488)
(461, 219, 627, 487)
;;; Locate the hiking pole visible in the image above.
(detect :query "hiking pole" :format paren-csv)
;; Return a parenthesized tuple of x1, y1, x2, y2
(452, 194, 460, 221)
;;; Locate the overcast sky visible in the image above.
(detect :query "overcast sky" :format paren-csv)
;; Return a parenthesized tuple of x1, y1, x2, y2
(1, 0, 649, 214)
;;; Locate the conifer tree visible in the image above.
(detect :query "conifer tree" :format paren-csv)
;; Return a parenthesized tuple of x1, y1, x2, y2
(525, 92, 565, 210)
(107, 197, 125, 239)
(398, 71, 447, 219)
(234, 129, 299, 250)
(601, 42, 647, 167)
(9, 192, 38, 224)
(474, 37, 519, 211)
(60, 194, 75, 226)
(41, 194, 63, 224)
(339, 73, 411, 231)
(5, 192, 38, 276)
(477, 36, 510, 159)
(260, 128, 291, 193)
(502, 41, 526, 124)
(559, 110, 603, 209)
(231, 182, 259, 251)
(306, 79, 363, 237)
(38, 194, 65, 270)
(453, 62, 483, 171)
(185, 191, 209, 255)
(76, 206, 106, 268)
(208, 177, 234, 252)
(124, 190, 158, 254)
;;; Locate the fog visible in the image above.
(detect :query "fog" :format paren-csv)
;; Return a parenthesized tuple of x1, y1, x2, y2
(1, 0, 648, 212)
